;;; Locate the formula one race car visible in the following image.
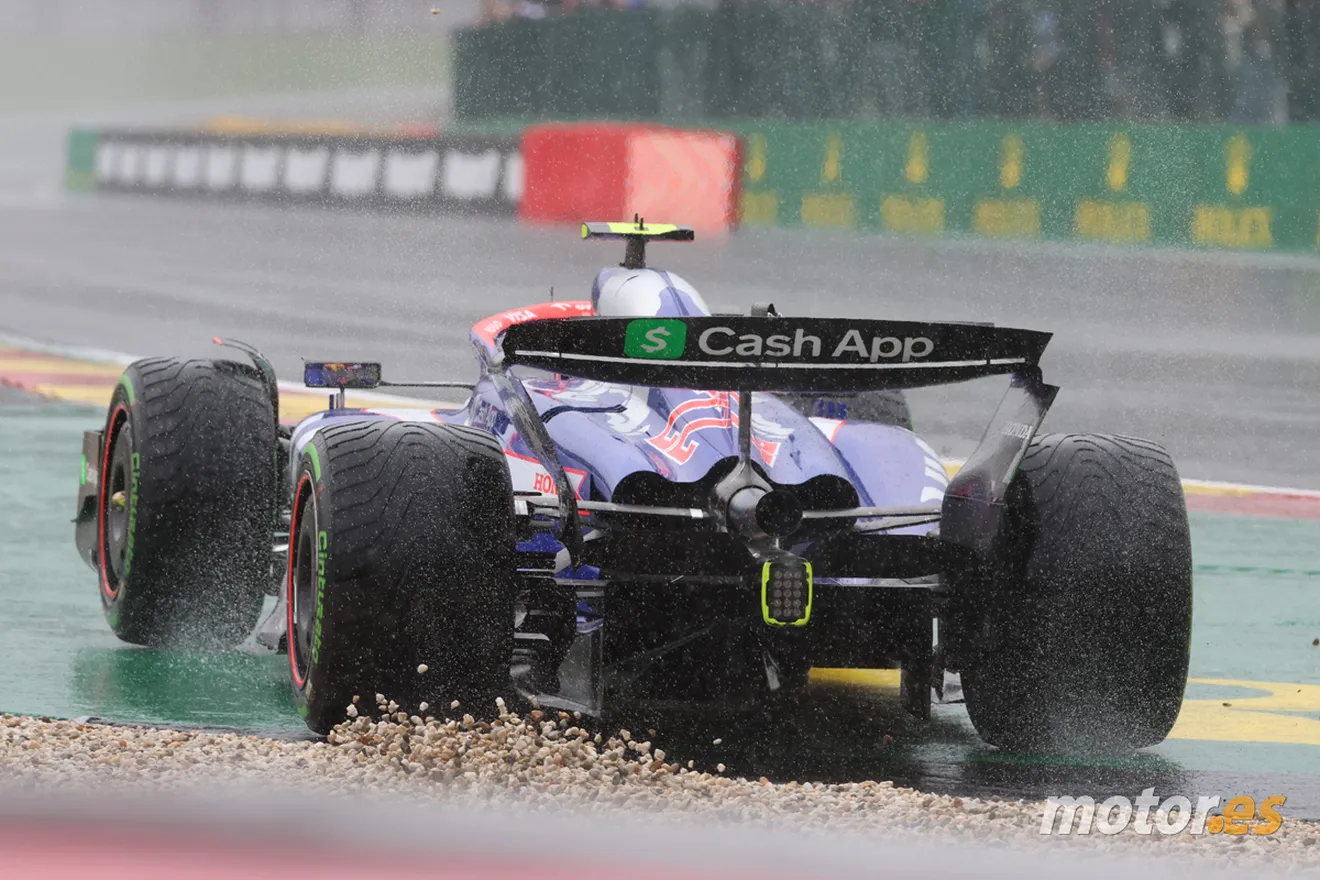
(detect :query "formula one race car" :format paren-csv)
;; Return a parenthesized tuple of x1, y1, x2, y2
(73, 220, 1193, 753)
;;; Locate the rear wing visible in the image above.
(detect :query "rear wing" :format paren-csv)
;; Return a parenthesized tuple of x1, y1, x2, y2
(489, 312, 1057, 564)
(498, 316, 1050, 392)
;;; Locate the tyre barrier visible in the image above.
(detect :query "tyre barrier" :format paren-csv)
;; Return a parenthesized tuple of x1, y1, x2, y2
(519, 122, 742, 236)
(67, 123, 744, 232)
(67, 128, 523, 217)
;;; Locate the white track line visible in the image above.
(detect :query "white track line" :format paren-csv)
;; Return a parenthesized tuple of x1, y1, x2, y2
(0, 331, 465, 409)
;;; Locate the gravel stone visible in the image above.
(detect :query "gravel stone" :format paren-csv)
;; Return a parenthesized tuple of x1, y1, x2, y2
(0, 710, 1317, 871)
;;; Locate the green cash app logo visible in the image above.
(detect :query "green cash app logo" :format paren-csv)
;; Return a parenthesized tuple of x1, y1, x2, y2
(624, 319, 687, 359)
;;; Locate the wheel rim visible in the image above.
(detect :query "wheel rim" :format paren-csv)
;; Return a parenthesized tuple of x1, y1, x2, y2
(99, 406, 132, 599)
(287, 477, 317, 687)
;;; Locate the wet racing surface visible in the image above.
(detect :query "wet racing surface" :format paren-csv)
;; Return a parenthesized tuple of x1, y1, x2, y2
(4, 371, 1320, 816)
(0, 196, 1319, 486)
(1, 186, 1319, 816)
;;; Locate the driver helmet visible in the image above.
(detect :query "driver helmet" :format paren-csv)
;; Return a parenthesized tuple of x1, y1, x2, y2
(590, 268, 711, 318)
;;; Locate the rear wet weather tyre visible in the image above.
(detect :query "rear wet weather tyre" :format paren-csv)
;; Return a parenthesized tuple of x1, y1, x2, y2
(960, 433, 1193, 754)
(97, 357, 276, 648)
(287, 421, 518, 735)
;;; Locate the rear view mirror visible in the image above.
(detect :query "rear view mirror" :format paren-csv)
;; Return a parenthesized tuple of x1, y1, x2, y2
(303, 362, 382, 389)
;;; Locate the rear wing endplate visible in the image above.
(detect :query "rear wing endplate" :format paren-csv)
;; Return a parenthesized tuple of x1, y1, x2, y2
(940, 368, 1059, 555)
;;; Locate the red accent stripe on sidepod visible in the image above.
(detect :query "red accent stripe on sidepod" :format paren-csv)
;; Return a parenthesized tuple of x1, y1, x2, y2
(470, 300, 593, 348)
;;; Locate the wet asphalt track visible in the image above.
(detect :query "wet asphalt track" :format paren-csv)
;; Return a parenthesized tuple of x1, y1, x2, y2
(3, 179, 1320, 817)
(2, 194, 1319, 488)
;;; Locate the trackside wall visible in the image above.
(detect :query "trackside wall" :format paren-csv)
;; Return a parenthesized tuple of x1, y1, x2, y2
(66, 120, 1320, 253)
(735, 121, 1320, 252)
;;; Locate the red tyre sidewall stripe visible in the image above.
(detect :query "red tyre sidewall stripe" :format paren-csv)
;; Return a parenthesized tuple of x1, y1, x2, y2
(287, 472, 313, 689)
(98, 402, 129, 601)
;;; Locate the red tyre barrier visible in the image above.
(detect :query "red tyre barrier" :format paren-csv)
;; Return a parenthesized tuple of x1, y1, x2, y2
(519, 123, 741, 236)
(518, 123, 631, 227)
